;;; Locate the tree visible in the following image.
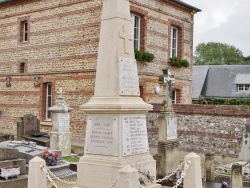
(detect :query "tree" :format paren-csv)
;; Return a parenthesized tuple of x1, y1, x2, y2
(244, 56, 250, 65)
(194, 42, 245, 65)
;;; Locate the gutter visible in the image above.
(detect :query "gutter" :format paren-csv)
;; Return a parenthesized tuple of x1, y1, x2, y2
(171, 0, 201, 12)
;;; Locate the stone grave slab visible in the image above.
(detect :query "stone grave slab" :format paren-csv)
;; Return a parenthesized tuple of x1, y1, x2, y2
(0, 141, 57, 163)
(0, 147, 19, 161)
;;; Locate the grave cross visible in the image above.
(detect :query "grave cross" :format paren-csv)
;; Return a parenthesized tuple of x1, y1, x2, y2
(120, 24, 133, 54)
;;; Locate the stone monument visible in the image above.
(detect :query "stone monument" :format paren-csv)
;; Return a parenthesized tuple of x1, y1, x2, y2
(77, 0, 160, 187)
(49, 88, 73, 156)
(239, 123, 250, 162)
(158, 67, 179, 177)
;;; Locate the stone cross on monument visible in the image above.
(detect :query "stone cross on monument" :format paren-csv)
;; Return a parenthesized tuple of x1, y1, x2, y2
(159, 68, 175, 111)
(158, 67, 179, 176)
(77, 0, 160, 187)
(120, 24, 133, 54)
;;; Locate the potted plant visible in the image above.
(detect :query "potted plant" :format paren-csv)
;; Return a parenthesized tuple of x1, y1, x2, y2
(42, 149, 58, 166)
(169, 57, 189, 68)
(135, 49, 155, 65)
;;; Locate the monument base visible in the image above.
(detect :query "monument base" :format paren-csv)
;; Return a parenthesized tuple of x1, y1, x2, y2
(76, 153, 161, 188)
(158, 140, 179, 177)
(50, 131, 72, 156)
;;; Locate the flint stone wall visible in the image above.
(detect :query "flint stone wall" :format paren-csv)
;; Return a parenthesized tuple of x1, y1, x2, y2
(147, 104, 250, 158)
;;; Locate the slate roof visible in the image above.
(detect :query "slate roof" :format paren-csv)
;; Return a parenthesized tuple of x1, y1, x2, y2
(172, 0, 201, 12)
(192, 65, 250, 99)
(0, 0, 202, 12)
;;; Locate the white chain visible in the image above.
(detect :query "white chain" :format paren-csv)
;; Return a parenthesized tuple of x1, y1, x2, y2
(172, 161, 191, 188)
(107, 178, 118, 188)
(40, 164, 77, 187)
(40, 164, 59, 188)
(156, 161, 184, 183)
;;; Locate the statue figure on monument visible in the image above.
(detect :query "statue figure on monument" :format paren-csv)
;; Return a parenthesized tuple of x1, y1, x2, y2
(159, 68, 175, 111)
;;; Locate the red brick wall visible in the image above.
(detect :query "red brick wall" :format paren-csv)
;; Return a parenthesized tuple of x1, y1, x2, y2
(173, 104, 250, 117)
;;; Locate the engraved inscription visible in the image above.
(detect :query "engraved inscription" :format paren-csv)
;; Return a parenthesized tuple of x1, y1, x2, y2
(122, 116, 149, 156)
(119, 58, 140, 96)
(85, 116, 118, 156)
(167, 115, 177, 140)
(58, 113, 70, 132)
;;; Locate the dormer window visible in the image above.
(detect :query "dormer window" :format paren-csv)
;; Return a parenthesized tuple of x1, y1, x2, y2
(237, 84, 250, 92)
(235, 74, 250, 92)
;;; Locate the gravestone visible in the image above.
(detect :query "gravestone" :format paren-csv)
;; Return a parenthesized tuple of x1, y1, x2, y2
(17, 114, 49, 147)
(49, 88, 73, 156)
(158, 68, 179, 176)
(0, 146, 27, 188)
(76, 0, 160, 187)
(239, 123, 250, 161)
(0, 141, 49, 163)
(0, 141, 76, 180)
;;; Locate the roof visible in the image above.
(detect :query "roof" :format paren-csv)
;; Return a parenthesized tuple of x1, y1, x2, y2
(0, 0, 202, 12)
(192, 66, 209, 99)
(234, 74, 250, 84)
(172, 0, 201, 12)
(192, 65, 250, 99)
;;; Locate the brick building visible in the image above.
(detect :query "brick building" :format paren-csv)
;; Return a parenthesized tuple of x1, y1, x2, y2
(0, 0, 200, 144)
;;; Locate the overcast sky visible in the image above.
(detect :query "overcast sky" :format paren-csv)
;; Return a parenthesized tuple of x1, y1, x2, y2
(183, 0, 250, 57)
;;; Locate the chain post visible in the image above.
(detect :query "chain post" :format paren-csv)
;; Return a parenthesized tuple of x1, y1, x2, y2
(156, 161, 184, 183)
(172, 161, 191, 188)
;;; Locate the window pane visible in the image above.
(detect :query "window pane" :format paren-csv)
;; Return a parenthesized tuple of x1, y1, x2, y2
(171, 27, 178, 58)
(245, 85, 249, 91)
(23, 22, 28, 42)
(131, 13, 140, 50)
(46, 83, 52, 120)
(238, 85, 243, 91)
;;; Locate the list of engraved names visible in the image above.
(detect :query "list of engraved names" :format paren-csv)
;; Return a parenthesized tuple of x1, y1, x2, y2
(85, 116, 118, 156)
(123, 116, 149, 156)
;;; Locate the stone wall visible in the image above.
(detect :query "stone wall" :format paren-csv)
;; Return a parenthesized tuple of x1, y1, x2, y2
(0, 0, 195, 138)
(147, 104, 250, 158)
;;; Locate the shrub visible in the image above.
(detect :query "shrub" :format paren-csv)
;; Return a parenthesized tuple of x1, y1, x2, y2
(169, 57, 189, 68)
(135, 49, 155, 65)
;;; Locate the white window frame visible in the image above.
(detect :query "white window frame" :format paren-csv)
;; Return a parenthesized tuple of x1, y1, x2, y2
(170, 27, 178, 58)
(45, 83, 52, 121)
(131, 13, 141, 50)
(23, 21, 28, 42)
(237, 84, 250, 92)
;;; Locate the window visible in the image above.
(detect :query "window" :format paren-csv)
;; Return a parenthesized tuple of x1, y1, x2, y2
(171, 90, 176, 104)
(45, 83, 52, 120)
(20, 63, 25, 73)
(237, 84, 250, 92)
(20, 20, 28, 43)
(170, 27, 178, 58)
(131, 13, 141, 50)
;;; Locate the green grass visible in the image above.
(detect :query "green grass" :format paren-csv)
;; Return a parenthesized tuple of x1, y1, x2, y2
(62, 155, 80, 163)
